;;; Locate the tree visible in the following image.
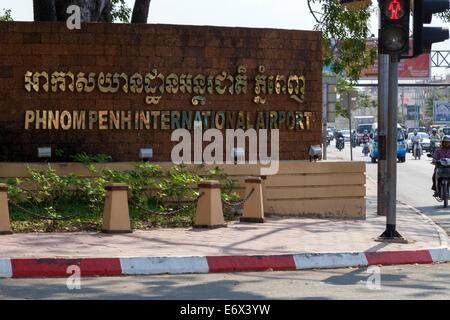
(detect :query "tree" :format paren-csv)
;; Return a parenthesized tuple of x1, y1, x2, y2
(308, 0, 449, 84)
(32, 0, 143, 23)
(131, 0, 151, 23)
(0, 8, 13, 21)
(308, 0, 377, 85)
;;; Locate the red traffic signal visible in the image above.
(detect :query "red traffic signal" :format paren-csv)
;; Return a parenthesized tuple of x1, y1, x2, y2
(379, 0, 410, 55)
(384, 0, 407, 20)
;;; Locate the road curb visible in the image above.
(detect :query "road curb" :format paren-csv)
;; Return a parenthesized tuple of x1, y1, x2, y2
(1, 248, 448, 278)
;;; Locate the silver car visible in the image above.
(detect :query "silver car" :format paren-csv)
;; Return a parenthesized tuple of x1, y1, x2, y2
(407, 132, 430, 152)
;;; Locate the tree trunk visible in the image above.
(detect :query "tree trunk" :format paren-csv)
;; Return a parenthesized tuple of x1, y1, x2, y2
(131, 0, 151, 23)
(33, 0, 150, 23)
(33, 0, 57, 21)
(55, 0, 111, 22)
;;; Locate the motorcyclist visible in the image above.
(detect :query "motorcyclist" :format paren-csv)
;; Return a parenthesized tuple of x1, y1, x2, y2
(361, 130, 370, 144)
(430, 128, 441, 154)
(431, 135, 450, 197)
(335, 130, 344, 148)
(351, 130, 357, 147)
(411, 129, 421, 155)
(361, 130, 370, 155)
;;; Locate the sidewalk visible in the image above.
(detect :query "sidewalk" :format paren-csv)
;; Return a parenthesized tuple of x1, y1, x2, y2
(0, 158, 449, 278)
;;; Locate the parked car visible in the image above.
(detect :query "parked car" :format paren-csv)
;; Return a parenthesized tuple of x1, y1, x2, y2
(406, 132, 430, 152)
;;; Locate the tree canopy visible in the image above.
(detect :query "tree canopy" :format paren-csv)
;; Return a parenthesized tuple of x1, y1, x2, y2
(0, 8, 12, 21)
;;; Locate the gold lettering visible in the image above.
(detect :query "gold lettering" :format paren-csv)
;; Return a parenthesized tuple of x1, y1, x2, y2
(236, 112, 246, 129)
(165, 73, 179, 94)
(24, 111, 35, 129)
(48, 110, 59, 129)
(304, 112, 312, 130)
(151, 111, 160, 129)
(275, 75, 286, 94)
(88, 111, 98, 129)
(255, 112, 265, 129)
(60, 111, 72, 130)
(51, 72, 66, 92)
(35, 110, 47, 129)
(226, 112, 236, 129)
(76, 72, 96, 93)
(130, 73, 143, 94)
(73, 111, 85, 130)
(179, 74, 192, 94)
(215, 112, 225, 130)
(193, 74, 206, 95)
(234, 65, 247, 95)
(121, 111, 132, 129)
(98, 111, 108, 130)
(109, 111, 120, 130)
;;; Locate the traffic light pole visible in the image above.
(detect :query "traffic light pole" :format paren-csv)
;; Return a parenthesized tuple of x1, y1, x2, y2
(377, 54, 389, 217)
(378, 55, 404, 240)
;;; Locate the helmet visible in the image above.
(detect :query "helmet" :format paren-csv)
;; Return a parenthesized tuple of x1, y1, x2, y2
(364, 130, 368, 134)
(413, 129, 417, 134)
(443, 135, 450, 142)
(432, 128, 437, 133)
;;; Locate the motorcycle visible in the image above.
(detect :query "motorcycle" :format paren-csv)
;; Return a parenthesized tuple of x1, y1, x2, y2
(430, 140, 440, 157)
(362, 142, 370, 157)
(429, 155, 450, 208)
(336, 137, 344, 151)
(412, 141, 422, 160)
(351, 135, 357, 148)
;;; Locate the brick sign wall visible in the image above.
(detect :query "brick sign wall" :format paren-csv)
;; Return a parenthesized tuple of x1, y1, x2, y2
(0, 22, 322, 162)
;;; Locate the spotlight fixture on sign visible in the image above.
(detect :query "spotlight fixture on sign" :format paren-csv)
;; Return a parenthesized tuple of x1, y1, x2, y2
(233, 147, 245, 165)
(38, 147, 51, 161)
(139, 148, 153, 162)
(308, 145, 322, 162)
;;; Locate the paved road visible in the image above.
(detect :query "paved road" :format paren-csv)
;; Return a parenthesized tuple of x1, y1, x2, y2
(326, 142, 450, 234)
(0, 264, 448, 300)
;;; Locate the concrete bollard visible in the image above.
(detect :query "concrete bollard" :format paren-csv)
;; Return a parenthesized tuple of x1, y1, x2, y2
(260, 175, 270, 214)
(0, 184, 13, 235)
(240, 177, 265, 223)
(194, 180, 226, 228)
(102, 183, 132, 233)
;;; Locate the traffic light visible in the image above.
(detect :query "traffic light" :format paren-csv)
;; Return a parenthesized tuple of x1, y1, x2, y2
(379, 0, 410, 56)
(413, 0, 450, 57)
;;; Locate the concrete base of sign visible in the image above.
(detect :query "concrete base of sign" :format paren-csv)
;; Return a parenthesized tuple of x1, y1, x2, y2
(0, 161, 366, 219)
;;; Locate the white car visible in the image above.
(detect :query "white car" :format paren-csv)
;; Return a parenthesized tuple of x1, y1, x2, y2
(341, 130, 351, 142)
(407, 132, 430, 152)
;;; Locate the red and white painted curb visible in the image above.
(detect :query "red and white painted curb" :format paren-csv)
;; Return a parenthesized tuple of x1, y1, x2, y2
(0, 248, 448, 278)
